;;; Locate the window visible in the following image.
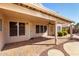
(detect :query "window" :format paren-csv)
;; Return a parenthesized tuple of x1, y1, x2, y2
(10, 22, 25, 36)
(36, 25, 39, 33)
(0, 19, 2, 31)
(44, 26, 47, 32)
(40, 25, 43, 33)
(36, 25, 47, 33)
(57, 26, 61, 32)
(19, 23, 25, 35)
(10, 22, 17, 36)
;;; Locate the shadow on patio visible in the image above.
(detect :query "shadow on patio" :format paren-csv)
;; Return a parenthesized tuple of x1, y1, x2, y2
(3, 37, 55, 51)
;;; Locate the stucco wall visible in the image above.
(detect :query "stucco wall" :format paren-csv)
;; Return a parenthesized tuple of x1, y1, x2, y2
(2, 13, 56, 44)
(2, 14, 30, 43)
(30, 22, 49, 38)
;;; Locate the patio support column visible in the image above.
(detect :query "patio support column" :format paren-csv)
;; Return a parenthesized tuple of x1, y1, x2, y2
(0, 14, 5, 51)
(70, 24, 73, 39)
(55, 22, 57, 45)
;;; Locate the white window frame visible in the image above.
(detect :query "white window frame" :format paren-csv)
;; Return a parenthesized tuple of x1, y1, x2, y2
(36, 25, 47, 33)
(57, 24, 62, 32)
(9, 21, 26, 36)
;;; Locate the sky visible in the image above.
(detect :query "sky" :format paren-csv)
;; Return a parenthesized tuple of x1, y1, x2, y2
(42, 3, 79, 24)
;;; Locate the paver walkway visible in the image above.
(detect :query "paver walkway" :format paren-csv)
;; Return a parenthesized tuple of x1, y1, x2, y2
(0, 37, 69, 56)
(64, 42, 79, 56)
(41, 39, 79, 56)
(1, 35, 79, 56)
(48, 49, 64, 56)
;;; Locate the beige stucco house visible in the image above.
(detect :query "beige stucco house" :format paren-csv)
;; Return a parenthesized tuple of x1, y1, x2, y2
(0, 3, 74, 50)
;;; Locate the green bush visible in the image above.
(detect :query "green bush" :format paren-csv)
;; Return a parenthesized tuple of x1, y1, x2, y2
(63, 31, 68, 35)
(58, 31, 64, 36)
(62, 27, 68, 36)
(58, 31, 68, 36)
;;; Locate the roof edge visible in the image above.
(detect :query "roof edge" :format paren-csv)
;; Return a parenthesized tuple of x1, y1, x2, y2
(15, 3, 75, 23)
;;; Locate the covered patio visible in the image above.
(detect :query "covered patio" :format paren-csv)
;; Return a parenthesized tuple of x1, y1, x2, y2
(0, 3, 74, 51)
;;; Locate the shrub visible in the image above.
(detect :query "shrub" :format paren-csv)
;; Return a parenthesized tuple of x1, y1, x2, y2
(58, 31, 68, 36)
(63, 31, 68, 35)
(62, 27, 68, 36)
(62, 27, 69, 34)
(58, 31, 64, 36)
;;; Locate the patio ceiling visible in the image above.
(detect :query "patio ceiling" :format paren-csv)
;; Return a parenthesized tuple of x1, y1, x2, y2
(0, 8, 55, 24)
(0, 3, 56, 22)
